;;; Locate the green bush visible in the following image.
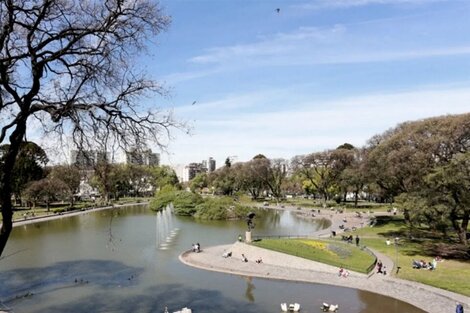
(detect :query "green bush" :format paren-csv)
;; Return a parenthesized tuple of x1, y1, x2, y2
(193, 196, 253, 220)
(149, 187, 203, 215)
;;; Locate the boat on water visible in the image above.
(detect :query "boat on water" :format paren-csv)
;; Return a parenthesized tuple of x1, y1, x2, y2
(321, 303, 339, 312)
(280, 303, 301, 312)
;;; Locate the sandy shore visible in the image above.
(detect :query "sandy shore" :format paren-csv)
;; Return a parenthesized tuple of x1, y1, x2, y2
(181, 205, 470, 313)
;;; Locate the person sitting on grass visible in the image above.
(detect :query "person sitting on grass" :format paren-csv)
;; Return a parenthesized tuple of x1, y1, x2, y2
(428, 258, 438, 270)
(412, 259, 422, 269)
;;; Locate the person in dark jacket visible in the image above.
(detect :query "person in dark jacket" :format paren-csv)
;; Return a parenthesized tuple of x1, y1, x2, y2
(456, 302, 464, 313)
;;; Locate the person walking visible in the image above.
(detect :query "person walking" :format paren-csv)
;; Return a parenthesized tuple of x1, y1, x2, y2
(456, 302, 464, 313)
(355, 235, 360, 247)
(377, 260, 383, 274)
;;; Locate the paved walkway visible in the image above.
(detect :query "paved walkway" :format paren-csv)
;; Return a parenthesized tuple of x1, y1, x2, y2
(181, 205, 470, 313)
(181, 242, 469, 313)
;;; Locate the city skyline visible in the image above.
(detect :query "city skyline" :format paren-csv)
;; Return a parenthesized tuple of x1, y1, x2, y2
(30, 0, 470, 167)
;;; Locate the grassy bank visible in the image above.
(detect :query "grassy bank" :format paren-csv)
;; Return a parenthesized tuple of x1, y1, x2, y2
(352, 215, 470, 296)
(2, 197, 150, 222)
(252, 238, 376, 274)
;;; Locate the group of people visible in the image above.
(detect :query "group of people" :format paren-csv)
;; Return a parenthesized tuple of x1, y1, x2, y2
(376, 260, 387, 275)
(412, 258, 437, 270)
(240, 253, 262, 264)
(340, 234, 360, 246)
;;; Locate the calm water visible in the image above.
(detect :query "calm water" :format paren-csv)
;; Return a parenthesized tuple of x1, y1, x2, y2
(0, 205, 425, 313)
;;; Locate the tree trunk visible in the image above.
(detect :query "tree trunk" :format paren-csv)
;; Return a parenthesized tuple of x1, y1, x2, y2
(354, 190, 359, 208)
(458, 212, 469, 246)
(0, 119, 27, 257)
(0, 198, 13, 257)
(451, 211, 469, 245)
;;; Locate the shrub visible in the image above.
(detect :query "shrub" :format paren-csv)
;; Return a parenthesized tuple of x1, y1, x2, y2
(194, 196, 253, 220)
(149, 186, 203, 214)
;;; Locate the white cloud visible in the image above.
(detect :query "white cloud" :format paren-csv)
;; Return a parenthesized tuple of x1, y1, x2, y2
(184, 24, 470, 73)
(189, 26, 345, 65)
(161, 84, 470, 165)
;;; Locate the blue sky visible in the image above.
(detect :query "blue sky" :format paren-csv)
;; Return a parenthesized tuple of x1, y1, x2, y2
(142, 0, 470, 167)
(41, 0, 470, 166)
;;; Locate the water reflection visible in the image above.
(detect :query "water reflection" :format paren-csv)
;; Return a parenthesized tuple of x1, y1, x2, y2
(244, 276, 255, 302)
(0, 260, 143, 303)
(43, 283, 263, 313)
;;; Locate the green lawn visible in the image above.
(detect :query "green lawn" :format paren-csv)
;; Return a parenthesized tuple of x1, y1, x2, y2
(1, 198, 151, 223)
(351, 215, 470, 296)
(253, 214, 470, 296)
(252, 238, 376, 274)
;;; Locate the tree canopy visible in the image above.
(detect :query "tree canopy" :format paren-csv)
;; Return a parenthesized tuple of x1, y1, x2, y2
(366, 114, 470, 245)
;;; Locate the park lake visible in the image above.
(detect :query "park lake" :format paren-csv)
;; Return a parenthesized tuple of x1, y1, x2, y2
(0, 204, 425, 313)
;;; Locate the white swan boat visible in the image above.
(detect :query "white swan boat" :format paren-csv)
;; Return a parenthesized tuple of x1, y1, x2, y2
(321, 303, 339, 312)
(280, 303, 301, 312)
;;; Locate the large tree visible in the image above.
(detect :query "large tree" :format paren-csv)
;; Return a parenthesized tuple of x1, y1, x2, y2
(0, 0, 180, 257)
(150, 165, 180, 190)
(259, 158, 287, 202)
(291, 150, 345, 202)
(209, 165, 237, 196)
(0, 142, 48, 203)
(49, 164, 80, 207)
(366, 114, 470, 244)
(236, 157, 268, 200)
(338, 148, 367, 207)
(23, 176, 68, 211)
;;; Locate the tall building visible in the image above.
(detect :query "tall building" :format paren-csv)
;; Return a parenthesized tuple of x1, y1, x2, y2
(181, 157, 216, 182)
(70, 150, 109, 169)
(183, 162, 205, 182)
(126, 149, 160, 166)
(201, 157, 216, 173)
(207, 157, 216, 172)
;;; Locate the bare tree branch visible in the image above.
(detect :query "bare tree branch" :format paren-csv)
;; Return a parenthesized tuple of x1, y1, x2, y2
(0, 0, 183, 257)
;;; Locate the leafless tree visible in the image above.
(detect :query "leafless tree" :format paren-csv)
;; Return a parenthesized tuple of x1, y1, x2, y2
(0, 0, 183, 257)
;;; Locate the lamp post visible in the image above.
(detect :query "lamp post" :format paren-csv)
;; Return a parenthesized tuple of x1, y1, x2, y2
(394, 237, 400, 274)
